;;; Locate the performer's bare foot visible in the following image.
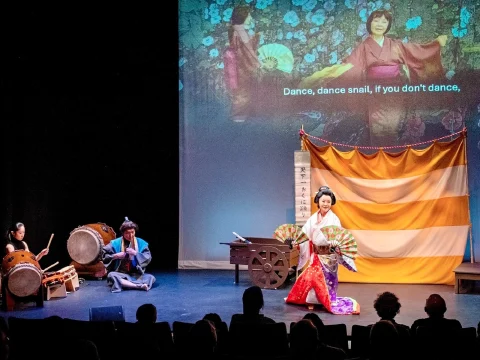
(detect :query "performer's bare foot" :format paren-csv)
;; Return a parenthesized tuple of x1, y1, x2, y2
(307, 304, 315, 310)
(137, 283, 149, 291)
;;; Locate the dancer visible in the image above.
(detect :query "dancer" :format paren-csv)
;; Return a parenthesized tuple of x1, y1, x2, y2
(285, 186, 359, 314)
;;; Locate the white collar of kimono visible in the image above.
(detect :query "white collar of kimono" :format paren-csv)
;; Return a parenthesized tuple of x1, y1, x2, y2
(372, 35, 385, 47)
(316, 209, 333, 224)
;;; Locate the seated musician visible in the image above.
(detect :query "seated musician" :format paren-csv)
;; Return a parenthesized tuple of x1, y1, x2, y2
(2, 222, 48, 309)
(102, 217, 156, 293)
(4, 222, 49, 260)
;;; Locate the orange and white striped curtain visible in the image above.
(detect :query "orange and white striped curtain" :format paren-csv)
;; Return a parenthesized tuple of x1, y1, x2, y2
(304, 133, 470, 285)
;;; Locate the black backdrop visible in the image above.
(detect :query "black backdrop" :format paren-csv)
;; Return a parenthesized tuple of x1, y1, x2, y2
(1, 4, 179, 270)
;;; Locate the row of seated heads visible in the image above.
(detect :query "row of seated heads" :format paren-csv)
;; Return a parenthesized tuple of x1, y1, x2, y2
(373, 291, 447, 319)
(1, 294, 478, 360)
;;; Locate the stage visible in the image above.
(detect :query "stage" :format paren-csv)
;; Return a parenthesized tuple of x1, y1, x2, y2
(1, 269, 479, 333)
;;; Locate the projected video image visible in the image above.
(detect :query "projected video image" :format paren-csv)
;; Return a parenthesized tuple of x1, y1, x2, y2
(179, 0, 480, 146)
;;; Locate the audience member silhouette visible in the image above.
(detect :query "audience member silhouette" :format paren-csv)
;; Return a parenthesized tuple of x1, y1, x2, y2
(477, 320, 480, 352)
(371, 291, 411, 358)
(186, 319, 218, 357)
(70, 339, 100, 360)
(369, 320, 401, 360)
(410, 293, 462, 335)
(302, 312, 324, 337)
(289, 319, 319, 359)
(203, 313, 228, 355)
(230, 285, 276, 325)
(0, 317, 9, 360)
(229, 286, 286, 358)
(302, 312, 347, 360)
(411, 293, 463, 358)
(203, 312, 223, 326)
(372, 292, 409, 330)
(136, 303, 157, 324)
(115, 304, 171, 360)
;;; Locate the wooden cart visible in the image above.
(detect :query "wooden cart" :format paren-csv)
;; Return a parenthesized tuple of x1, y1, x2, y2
(221, 237, 299, 289)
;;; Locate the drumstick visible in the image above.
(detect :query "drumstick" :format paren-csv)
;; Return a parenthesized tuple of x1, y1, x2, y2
(42, 261, 59, 273)
(47, 233, 54, 249)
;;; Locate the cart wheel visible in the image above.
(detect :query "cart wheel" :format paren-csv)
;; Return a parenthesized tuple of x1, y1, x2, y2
(248, 246, 289, 289)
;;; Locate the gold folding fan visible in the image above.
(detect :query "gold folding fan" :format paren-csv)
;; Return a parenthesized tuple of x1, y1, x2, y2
(320, 225, 358, 271)
(273, 223, 309, 245)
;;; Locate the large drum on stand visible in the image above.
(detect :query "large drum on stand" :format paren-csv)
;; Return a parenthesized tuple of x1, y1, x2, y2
(2, 250, 43, 297)
(67, 223, 116, 278)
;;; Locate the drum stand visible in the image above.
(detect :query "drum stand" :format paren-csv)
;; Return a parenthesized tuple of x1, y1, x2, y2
(1, 278, 44, 311)
(64, 272, 80, 292)
(71, 260, 107, 279)
(44, 282, 67, 301)
(42, 267, 80, 301)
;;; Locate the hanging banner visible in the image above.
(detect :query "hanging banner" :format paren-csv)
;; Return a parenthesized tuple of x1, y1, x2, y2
(304, 134, 469, 285)
(294, 150, 311, 226)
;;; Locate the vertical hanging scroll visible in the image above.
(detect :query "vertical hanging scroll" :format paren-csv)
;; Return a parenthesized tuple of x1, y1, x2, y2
(294, 150, 311, 226)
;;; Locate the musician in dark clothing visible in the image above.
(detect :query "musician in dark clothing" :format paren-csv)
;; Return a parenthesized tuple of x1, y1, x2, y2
(4, 222, 49, 260)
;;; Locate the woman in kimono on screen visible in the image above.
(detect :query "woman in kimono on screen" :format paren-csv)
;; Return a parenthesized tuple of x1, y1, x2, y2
(285, 186, 359, 315)
(224, 5, 261, 122)
(300, 9, 448, 145)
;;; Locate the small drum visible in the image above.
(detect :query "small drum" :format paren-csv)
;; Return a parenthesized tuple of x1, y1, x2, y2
(42, 273, 64, 287)
(2, 250, 43, 297)
(58, 265, 77, 281)
(42, 265, 77, 287)
(67, 223, 116, 265)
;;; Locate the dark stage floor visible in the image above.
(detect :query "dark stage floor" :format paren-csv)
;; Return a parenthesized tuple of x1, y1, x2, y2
(1, 269, 480, 334)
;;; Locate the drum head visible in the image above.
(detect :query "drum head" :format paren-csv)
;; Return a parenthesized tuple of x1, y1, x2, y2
(8, 264, 42, 297)
(67, 227, 103, 265)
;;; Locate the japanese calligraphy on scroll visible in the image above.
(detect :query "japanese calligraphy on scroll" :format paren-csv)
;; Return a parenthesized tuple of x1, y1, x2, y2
(294, 150, 311, 226)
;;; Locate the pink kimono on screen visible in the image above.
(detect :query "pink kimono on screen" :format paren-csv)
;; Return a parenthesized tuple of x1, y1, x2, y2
(224, 25, 260, 120)
(344, 36, 444, 143)
(301, 35, 445, 144)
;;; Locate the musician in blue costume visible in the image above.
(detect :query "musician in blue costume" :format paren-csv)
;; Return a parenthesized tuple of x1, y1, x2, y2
(102, 217, 155, 292)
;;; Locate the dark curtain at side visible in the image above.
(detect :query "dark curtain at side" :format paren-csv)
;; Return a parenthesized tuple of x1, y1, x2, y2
(1, 3, 179, 270)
